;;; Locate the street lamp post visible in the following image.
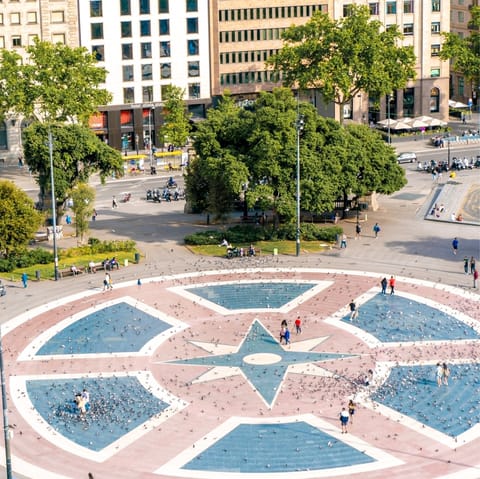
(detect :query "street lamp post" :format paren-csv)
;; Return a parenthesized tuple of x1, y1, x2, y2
(0, 333, 13, 479)
(387, 94, 392, 144)
(447, 139, 451, 169)
(148, 106, 154, 170)
(48, 129, 59, 281)
(295, 113, 304, 257)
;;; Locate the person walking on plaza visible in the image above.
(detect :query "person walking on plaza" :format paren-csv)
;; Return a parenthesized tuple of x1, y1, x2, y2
(442, 363, 450, 386)
(388, 276, 396, 295)
(452, 237, 459, 255)
(21, 272, 28, 288)
(470, 257, 476, 275)
(294, 316, 302, 334)
(380, 277, 387, 295)
(340, 234, 347, 249)
(348, 399, 356, 424)
(373, 223, 381, 238)
(112, 196, 118, 209)
(464, 257, 469, 274)
(349, 300, 358, 320)
(355, 223, 361, 239)
(339, 407, 349, 433)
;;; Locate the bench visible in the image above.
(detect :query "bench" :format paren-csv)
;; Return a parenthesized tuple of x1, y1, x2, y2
(86, 262, 105, 273)
(59, 266, 85, 278)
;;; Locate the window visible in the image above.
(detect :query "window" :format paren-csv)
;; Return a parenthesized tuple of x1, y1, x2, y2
(432, 0, 440, 11)
(159, 19, 169, 35)
(403, 87, 414, 116)
(430, 87, 439, 112)
(0, 37, 4, 49)
(431, 68, 440, 77)
(122, 64, 134, 81)
(139, 0, 150, 14)
(188, 83, 200, 99)
(187, 39, 199, 55)
(121, 21, 132, 37)
(51, 11, 65, 23)
(122, 43, 133, 59)
(458, 77, 464, 96)
(431, 44, 441, 56)
(141, 42, 152, 58)
(140, 20, 151, 36)
(457, 11, 464, 22)
(160, 63, 171, 79)
(120, 0, 130, 15)
(403, 0, 414, 13)
(141, 64, 152, 80)
(403, 23, 414, 35)
(123, 87, 135, 103)
(158, 0, 168, 13)
(186, 18, 198, 34)
(51, 33, 65, 44)
(27, 11, 38, 23)
(91, 23, 104, 40)
(161, 84, 170, 100)
(186, 0, 197, 12)
(90, 0, 102, 17)
(369, 2, 379, 15)
(386, 1, 397, 14)
(0, 122, 7, 150)
(160, 41, 170, 56)
(431, 22, 440, 34)
(188, 60, 199, 77)
(10, 12, 21, 24)
(343, 4, 352, 16)
(0, 14, 3, 25)
(12, 36, 22, 47)
(92, 45, 105, 61)
(142, 86, 153, 102)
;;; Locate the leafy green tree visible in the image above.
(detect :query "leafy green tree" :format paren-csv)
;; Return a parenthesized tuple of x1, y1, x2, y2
(440, 7, 480, 97)
(158, 85, 191, 148)
(22, 123, 123, 212)
(0, 39, 111, 123)
(267, 6, 416, 123)
(70, 183, 96, 244)
(0, 180, 43, 257)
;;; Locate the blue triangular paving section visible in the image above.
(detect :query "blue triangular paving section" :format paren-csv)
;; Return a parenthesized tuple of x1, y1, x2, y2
(27, 376, 169, 451)
(372, 363, 480, 437)
(186, 282, 317, 310)
(182, 421, 375, 472)
(341, 294, 480, 342)
(37, 302, 171, 355)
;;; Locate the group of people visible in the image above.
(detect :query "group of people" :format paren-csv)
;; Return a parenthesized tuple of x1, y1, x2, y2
(74, 389, 91, 418)
(436, 363, 450, 387)
(340, 222, 381, 248)
(380, 276, 396, 295)
(279, 316, 302, 345)
(339, 399, 356, 433)
(103, 272, 113, 291)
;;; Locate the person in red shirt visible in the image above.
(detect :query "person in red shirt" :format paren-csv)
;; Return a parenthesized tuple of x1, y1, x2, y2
(294, 316, 302, 334)
(388, 276, 395, 295)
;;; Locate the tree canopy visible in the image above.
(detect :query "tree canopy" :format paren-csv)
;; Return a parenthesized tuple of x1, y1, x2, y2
(187, 88, 406, 224)
(22, 123, 123, 210)
(0, 180, 43, 257)
(71, 183, 96, 244)
(0, 39, 111, 123)
(440, 6, 480, 87)
(267, 6, 416, 122)
(158, 85, 191, 148)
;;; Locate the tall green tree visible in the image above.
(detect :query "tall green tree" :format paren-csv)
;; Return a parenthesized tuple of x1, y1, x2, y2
(0, 181, 43, 257)
(0, 39, 111, 123)
(22, 123, 123, 211)
(70, 183, 96, 244)
(440, 7, 480, 99)
(158, 85, 191, 148)
(267, 6, 416, 123)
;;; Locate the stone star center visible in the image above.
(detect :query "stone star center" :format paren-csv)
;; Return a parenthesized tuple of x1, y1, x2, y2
(243, 353, 282, 365)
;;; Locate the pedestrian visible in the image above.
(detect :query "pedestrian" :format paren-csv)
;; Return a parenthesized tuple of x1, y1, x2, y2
(470, 257, 476, 274)
(21, 272, 28, 288)
(294, 316, 302, 334)
(112, 196, 118, 208)
(103, 272, 113, 291)
(464, 257, 469, 274)
(436, 362, 443, 387)
(339, 407, 349, 433)
(340, 234, 347, 249)
(442, 363, 450, 386)
(279, 325, 286, 344)
(348, 399, 356, 424)
(452, 237, 459, 255)
(388, 276, 395, 295)
(349, 299, 358, 321)
(355, 223, 361, 239)
(380, 277, 387, 295)
(92, 209, 97, 221)
(284, 327, 291, 345)
(473, 269, 478, 288)
(373, 223, 381, 238)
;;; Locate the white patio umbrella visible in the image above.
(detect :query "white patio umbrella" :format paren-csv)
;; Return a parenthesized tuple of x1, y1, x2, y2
(449, 100, 469, 108)
(376, 118, 398, 126)
(402, 118, 429, 129)
(389, 120, 413, 130)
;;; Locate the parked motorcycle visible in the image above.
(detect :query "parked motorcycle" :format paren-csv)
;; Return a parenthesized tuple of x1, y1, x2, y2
(121, 192, 131, 202)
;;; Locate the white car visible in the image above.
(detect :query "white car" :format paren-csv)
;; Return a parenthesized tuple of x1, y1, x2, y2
(397, 152, 417, 164)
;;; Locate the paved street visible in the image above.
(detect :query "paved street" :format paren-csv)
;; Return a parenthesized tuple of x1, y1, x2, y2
(0, 127, 478, 479)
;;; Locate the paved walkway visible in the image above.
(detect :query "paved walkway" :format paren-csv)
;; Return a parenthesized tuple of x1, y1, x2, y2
(0, 132, 479, 479)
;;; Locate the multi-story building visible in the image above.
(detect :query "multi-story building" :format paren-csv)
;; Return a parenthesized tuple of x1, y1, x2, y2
(0, 0, 79, 158)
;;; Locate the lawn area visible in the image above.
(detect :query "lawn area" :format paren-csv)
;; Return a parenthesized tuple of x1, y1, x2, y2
(187, 240, 334, 257)
(2, 251, 140, 282)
